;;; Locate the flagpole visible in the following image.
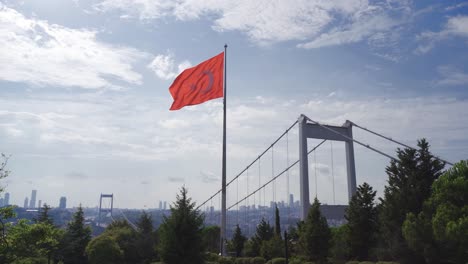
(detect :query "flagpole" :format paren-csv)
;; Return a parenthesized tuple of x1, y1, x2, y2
(221, 44, 227, 256)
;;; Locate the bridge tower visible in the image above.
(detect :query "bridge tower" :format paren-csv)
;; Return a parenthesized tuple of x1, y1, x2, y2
(298, 114, 356, 220)
(98, 193, 114, 226)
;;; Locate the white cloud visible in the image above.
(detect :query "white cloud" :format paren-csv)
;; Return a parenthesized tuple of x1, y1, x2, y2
(0, 3, 146, 89)
(435, 65, 468, 86)
(95, 0, 410, 48)
(147, 53, 191, 80)
(416, 15, 468, 54)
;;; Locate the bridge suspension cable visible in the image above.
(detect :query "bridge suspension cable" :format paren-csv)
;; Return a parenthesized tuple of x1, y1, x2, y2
(303, 116, 398, 161)
(350, 121, 454, 166)
(197, 119, 298, 210)
(227, 139, 327, 210)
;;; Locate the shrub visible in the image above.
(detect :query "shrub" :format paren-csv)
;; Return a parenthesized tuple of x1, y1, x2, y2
(345, 262, 359, 264)
(206, 252, 219, 262)
(271, 258, 286, 264)
(236, 258, 252, 264)
(376, 262, 399, 264)
(219, 257, 235, 264)
(251, 256, 266, 264)
(359, 262, 375, 264)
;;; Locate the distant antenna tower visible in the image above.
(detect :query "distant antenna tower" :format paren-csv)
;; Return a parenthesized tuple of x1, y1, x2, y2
(98, 193, 113, 226)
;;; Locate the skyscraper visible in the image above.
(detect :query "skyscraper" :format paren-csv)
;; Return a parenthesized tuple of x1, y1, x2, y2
(289, 194, 294, 207)
(29, 190, 37, 209)
(159, 201, 162, 210)
(0, 198, 4, 207)
(38, 200, 42, 209)
(59, 196, 67, 209)
(24, 197, 29, 208)
(4, 193, 9, 206)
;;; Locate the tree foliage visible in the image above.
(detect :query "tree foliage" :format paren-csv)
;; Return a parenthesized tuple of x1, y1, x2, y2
(249, 218, 274, 257)
(86, 235, 124, 264)
(231, 224, 246, 257)
(136, 211, 157, 263)
(202, 225, 220, 253)
(298, 198, 331, 263)
(345, 182, 378, 260)
(158, 187, 205, 264)
(378, 139, 445, 263)
(403, 160, 468, 264)
(61, 205, 91, 264)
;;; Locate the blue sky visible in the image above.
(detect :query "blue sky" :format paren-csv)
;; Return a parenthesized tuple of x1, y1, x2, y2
(0, 0, 467, 209)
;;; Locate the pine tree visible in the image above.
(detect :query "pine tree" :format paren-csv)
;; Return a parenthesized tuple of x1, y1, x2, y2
(345, 182, 378, 260)
(158, 187, 205, 264)
(231, 224, 246, 257)
(274, 205, 281, 237)
(299, 198, 331, 263)
(136, 211, 156, 263)
(37, 204, 53, 225)
(250, 218, 273, 256)
(379, 139, 445, 263)
(61, 205, 91, 264)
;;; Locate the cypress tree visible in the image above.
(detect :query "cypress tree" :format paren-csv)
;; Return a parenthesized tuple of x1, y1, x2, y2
(231, 224, 246, 257)
(274, 205, 281, 237)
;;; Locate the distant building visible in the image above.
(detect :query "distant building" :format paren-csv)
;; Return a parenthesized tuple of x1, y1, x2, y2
(29, 190, 37, 209)
(59, 196, 67, 209)
(159, 200, 162, 210)
(4, 193, 9, 205)
(163, 201, 167, 210)
(38, 200, 42, 209)
(24, 197, 29, 208)
(289, 194, 294, 207)
(0, 198, 3, 207)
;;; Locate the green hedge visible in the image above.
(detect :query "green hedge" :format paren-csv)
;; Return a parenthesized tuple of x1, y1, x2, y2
(251, 257, 266, 264)
(271, 258, 286, 264)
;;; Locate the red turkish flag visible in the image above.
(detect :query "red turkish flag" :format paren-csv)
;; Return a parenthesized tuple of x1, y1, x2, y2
(169, 52, 224, 110)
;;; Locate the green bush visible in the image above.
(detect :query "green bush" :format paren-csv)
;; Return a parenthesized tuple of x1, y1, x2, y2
(251, 256, 266, 264)
(235, 258, 252, 264)
(359, 262, 375, 264)
(375, 262, 399, 264)
(219, 257, 235, 264)
(206, 252, 220, 262)
(346, 262, 360, 264)
(271, 258, 286, 264)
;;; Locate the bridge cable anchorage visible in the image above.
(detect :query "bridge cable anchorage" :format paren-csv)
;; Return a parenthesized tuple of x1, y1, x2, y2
(303, 116, 398, 161)
(350, 121, 454, 166)
(227, 139, 327, 211)
(197, 119, 298, 210)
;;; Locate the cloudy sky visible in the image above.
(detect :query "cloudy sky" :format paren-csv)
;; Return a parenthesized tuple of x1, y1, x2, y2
(1, 0, 467, 209)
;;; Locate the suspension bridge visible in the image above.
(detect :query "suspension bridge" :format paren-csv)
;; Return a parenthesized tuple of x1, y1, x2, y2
(195, 114, 453, 247)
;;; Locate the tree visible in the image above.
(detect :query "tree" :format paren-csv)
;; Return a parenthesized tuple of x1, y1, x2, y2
(86, 235, 124, 264)
(136, 211, 156, 263)
(345, 182, 378, 260)
(378, 139, 445, 263)
(249, 218, 274, 256)
(61, 205, 91, 264)
(403, 160, 468, 264)
(274, 205, 281, 237)
(0, 153, 15, 264)
(37, 204, 53, 225)
(202, 225, 220, 253)
(299, 198, 331, 263)
(104, 220, 139, 264)
(6, 219, 63, 264)
(231, 224, 246, 257)
(158, 187, 205, 264)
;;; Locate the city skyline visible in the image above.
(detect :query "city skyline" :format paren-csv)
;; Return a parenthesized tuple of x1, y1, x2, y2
(1, 1, 467, 208)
